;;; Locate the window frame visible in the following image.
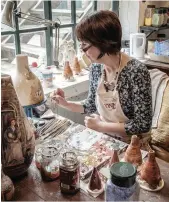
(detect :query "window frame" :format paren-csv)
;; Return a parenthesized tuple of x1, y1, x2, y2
(1, 1, 119, 66)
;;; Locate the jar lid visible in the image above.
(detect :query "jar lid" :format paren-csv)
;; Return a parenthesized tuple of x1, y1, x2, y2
(41, 146, 58, 158)
(154, 8, 163, 14)
(147, 5, 155, 8)
(160, 7, 167, 13)
(62, 151, 78, 166)
(110, 162, 136, 188)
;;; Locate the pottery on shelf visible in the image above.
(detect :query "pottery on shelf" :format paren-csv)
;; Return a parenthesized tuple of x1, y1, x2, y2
(1, 168, 15, 201)
(140, 150, 161, 189)
(73, 57, 82, 75)
(63, 61, 74, 81)
(12, 54, 45, 106)
(1, 74, 35, 178)
(124, 135, 142, 167)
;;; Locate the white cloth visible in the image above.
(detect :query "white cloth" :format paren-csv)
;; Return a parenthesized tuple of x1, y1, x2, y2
(96, 73, 129, 141)
(149, 69, 169, 128)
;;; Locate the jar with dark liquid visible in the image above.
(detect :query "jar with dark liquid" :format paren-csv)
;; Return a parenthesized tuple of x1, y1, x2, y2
(40, 146, 59, 181)
(59, 151, 80, 194)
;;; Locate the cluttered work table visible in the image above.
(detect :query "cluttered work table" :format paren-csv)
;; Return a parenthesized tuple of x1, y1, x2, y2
(11, 115, 169, 202)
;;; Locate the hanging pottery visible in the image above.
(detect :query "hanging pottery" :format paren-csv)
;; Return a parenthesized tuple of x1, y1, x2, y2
(1, 74, 35, 178)
(12, 54, 45, 106)
(139, 150, 163, 190)
(124, 135, 142, 167)
(63, 61, 74, 81)
(73, 57, 82, 75)
(1, 168, 15, 201)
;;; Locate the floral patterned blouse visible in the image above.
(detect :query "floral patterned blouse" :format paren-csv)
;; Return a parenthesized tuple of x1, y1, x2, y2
(82, 59, 152, 135)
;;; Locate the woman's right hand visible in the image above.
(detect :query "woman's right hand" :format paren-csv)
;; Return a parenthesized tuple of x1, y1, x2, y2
(50, 88, 68, 108)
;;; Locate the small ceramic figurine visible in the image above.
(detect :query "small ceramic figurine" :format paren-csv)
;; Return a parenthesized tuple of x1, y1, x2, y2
(87, 167, 104, 196)
(140, 150, 162, 190)
(63, 61, 74, 81)
(73, 57, 82, 75)
(109, 149, 119, 167)
(124, 135, 142, 167)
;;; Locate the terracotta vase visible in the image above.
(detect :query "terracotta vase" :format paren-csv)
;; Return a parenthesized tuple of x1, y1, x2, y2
(1, 168, 15, 201)
(109, 149, 119, 167)
(1, 74, 35, 178)
(88, 167, 102, 191)
(73, 57, 81, 75)
(12, 54, 44, 106)
(124, 135, 142, 166)
(63, 61, 74, 81)
(140, 150, 161, 189)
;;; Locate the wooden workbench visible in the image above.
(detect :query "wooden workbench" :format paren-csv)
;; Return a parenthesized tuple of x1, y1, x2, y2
(12, 145, 169, 201)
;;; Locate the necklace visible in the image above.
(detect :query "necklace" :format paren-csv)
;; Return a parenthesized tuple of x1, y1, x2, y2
(103, 53, 122, 92)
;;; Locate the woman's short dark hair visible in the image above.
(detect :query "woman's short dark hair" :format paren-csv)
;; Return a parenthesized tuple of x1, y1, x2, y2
(76, 10, 122, 55)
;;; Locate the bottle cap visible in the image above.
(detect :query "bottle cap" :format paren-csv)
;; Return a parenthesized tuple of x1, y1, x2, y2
(110, 162, 136, 188)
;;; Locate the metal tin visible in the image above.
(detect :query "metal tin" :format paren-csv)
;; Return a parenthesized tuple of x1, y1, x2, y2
(59, 151, 80, 194)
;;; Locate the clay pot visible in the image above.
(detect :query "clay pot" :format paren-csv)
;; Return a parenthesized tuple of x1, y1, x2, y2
(73, 57, 81, 75)
(1, 74, 35, 178)
(1, 168, 15, 201)
(88, 167, 102, 191)
(12, 54, 44, 106)
(63, 61, 74, 80)
(124, 135, 142, 166)
(109, 149, 119, 167)
(140, 150, 161, 189)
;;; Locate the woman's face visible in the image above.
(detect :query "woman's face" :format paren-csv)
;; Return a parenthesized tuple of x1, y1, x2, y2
(80, 41, 101, 63)
(11, 120, 16, 126)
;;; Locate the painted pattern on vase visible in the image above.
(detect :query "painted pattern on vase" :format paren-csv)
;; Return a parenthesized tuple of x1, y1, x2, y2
(1, 74, 35, 178)
(1, 168, 15, 201)
(124, 135, 142, 167)
(140, 150, 161, 189)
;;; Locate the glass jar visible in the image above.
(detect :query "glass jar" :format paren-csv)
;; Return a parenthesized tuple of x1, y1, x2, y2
(40, 146, 59, 181)
(152, 8, 163, 27)
(59, 151, 80, 194)
(160, 7, 168, 26)
(105, 162, 140, 201)
(167, 8, 169, 25)
(144, 5, 155, 26)
(35, 147, 42, 169)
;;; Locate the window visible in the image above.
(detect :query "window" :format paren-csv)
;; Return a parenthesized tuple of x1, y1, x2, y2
(1, 35, 15, 73)
(1, 1, 117, 73)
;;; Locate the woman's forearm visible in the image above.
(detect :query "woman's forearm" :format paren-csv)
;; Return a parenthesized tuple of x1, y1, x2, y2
(63, 101, 85, 113)
(99, 121, 127, 136)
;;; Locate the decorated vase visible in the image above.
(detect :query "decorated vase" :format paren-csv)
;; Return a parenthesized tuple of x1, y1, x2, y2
(1, 74, 35, 178)
(12, 54, 44, 106)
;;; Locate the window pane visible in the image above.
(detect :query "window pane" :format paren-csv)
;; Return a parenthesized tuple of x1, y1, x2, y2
(52, 0, 71, 25)
(97, 1, 112, 11)
(76, 0, 94, 23)
(1, 35, 16, 74)
(20, 31, 46, 67)
(19, 0, 45, 29)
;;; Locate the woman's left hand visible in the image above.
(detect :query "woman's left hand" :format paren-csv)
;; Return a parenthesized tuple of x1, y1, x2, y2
(84, 114, 103, 132)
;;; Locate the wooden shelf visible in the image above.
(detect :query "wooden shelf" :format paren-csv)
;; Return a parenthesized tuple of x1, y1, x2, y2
(140, 25, 169, 32)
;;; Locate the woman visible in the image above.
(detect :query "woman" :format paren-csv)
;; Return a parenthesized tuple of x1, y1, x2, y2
(51, 10, 152, 141)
